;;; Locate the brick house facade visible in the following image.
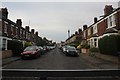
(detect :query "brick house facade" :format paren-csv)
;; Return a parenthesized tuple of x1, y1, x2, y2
(82, 5, 120, 48)
(0, 8, 39, 50)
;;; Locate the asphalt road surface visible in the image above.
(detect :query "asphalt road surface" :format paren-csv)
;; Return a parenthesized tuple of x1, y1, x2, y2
(3, 47, 95, 69)
(2, 47, 119, 80)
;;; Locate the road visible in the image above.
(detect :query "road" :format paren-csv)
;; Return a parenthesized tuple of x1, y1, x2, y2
(2, 47, 119, 80)
(3, 47, 94, 69)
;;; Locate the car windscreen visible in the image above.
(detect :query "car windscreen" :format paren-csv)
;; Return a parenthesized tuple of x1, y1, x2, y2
(67, 47, 76, 50)
(24, 46, 36, 51)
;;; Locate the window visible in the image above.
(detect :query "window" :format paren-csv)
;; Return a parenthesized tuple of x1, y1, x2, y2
(23, 30, 25, 38)
(20, 29, 22, 37)
(2, 38, 6, 50)
(107, 14, 116, 28)
(26, 32, 28, 39)
(11, 24, 14, 34)
(88, 28, 91, 36)
(4, 22, 8, 33)
(94, 38, 97, 47)
(90, 39, 93, 47)
(83, 31, 86, 39)
(16, 27, 18, 35)
(93, 24, 97, 34)
(90, 38, 98, 48)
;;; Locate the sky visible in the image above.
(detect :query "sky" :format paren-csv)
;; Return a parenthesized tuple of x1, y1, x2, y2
(1, 1, 119, 42)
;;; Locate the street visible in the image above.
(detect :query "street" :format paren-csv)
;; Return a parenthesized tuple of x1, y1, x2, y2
(2, 47, 119, 80)
(3, 47, 119, 70)
(3, 47, 94, 69)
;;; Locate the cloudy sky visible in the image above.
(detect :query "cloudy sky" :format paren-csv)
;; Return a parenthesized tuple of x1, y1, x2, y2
(2, 1, 119, 42)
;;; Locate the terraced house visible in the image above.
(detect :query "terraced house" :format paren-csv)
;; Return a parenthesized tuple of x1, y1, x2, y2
(82, 5, 120, 48)
(0, 8, 39, 50)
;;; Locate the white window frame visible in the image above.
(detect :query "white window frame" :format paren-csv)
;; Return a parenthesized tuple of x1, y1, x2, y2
(11, 24, 14, 35)
(107, 14, 116, 28)
(16, 27, 18, 35)
(29, 33, 31, 40)
(0, 37, 12, 50)
(90, 37, 98, 48)
(93, 24, 97, 34)
(4, 21, 8, 33)
(83, 31, 86, 39)
(23, 30, 25, 38)
(20, 29, 22, 37)
(26, 32, 28, 39)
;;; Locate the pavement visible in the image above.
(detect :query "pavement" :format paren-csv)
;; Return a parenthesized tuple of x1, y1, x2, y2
(79, 52, 119, 69)
(1, 52, 119, 68)
(2, 56, 21, 66)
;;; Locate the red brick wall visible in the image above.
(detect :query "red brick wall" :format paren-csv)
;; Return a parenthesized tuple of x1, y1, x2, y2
(97, 19, 107, 36)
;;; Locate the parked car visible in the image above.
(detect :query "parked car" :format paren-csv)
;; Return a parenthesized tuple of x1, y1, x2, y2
(21, 46, 41, 59)
(64, 46, 79, 56)
(38, 46, 45, 55)
(62, 45, 71, 53)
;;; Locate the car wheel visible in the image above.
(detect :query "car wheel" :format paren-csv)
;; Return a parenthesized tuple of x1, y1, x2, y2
(65, 53, 68, 56)
(21, 56, 25, 60)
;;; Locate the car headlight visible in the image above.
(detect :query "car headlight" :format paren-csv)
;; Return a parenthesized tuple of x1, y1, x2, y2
(31, 51, 36, 54)
(66, 50, 69, 52)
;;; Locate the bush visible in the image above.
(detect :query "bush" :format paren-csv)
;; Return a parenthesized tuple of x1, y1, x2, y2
(90, 47, 99, 52)
(24, 41, 32, 48)
(7, 40, 23, 56)
(81, 43, 90, 49)
(98, 35, 120, 56)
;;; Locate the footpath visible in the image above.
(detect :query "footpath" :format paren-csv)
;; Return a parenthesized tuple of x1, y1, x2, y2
(79, 52, 119, 69)
(2, 57, 21, 66)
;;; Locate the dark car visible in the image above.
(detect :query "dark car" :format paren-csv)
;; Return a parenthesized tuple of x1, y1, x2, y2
(38, 46, 46, 55)
(21, 46, 41, 59)
(65, 46, 79, 56)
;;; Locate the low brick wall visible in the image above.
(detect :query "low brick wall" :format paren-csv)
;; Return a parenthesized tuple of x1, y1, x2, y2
(0, 50, 13, 59)
(81, 48, 89, 54)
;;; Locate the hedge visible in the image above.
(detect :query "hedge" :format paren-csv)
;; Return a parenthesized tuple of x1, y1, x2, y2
(7, 40, 23, 56)
(98, 35, 120, 56)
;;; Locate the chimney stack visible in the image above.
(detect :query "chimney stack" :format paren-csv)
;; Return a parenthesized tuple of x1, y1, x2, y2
(35, 32, 38, 36)
(94, 17, 97, 23)
(104, 5, 113, 16)
(75, 31, 78, 35)
(25, 26, 30, 31)
(1, 8, 8, 19)
(83, 25, 87, 30)
(16, 19, 22, 27)
(31, 29, 35, 34)
(78, 28, 82, 34)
